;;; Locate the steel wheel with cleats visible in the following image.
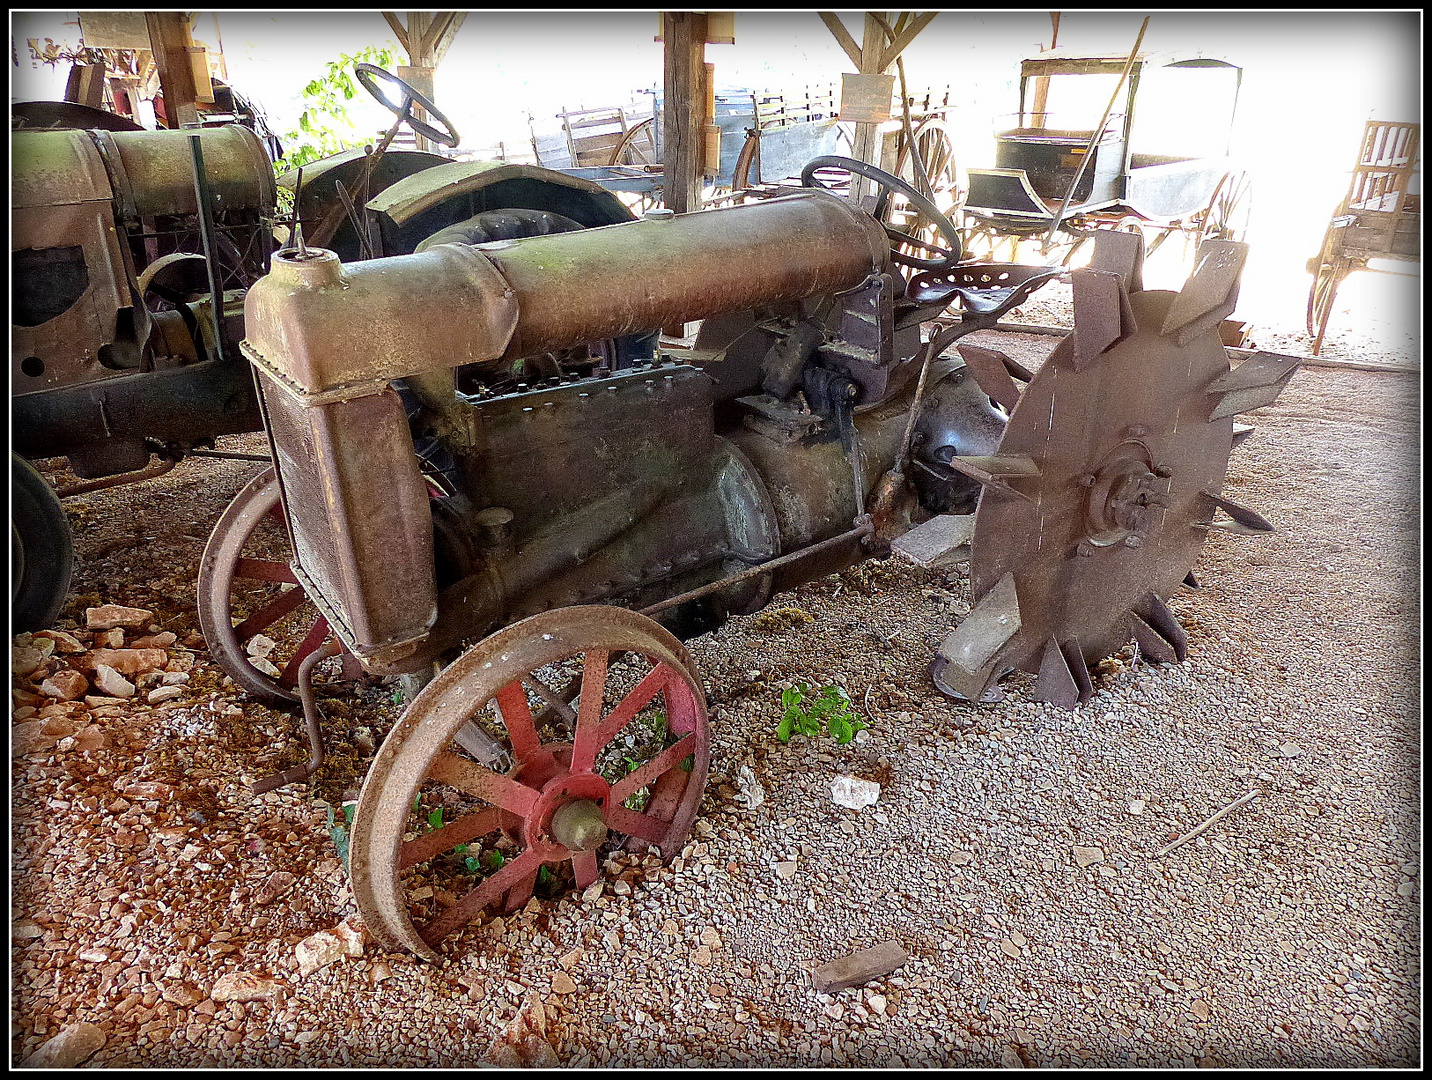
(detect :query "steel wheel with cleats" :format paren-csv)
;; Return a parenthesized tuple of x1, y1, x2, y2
(931, 236, 1299, 706)
(349, 605, 710, 960)
(197, 467, 361, 703)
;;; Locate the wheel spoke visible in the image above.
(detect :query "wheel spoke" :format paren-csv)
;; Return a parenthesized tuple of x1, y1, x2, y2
(502, 866, 537, 913)
(233, 557, 298, 584)
(230, 585, 309, 641)
(494, 680, 543, 762)
(571, 850, 599, 889)
(398, 806, 510, 871)
(276, 617, 333, 688)
(642, 766, 691, 826)
(588, 662, 671, 758)
(427, 751, 539, 816)
(419, 846, 543, 947)
(569, 649, 611, 771)
(603, 803, 671, 845)
(610, 733, 697, 805)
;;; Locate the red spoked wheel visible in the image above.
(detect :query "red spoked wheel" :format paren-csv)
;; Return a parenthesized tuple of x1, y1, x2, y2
(349, 605, 711, 960)
(196, 467, 363, 703)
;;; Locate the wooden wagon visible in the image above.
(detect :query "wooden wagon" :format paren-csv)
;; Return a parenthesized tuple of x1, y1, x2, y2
(1306, 120, 1420, 354)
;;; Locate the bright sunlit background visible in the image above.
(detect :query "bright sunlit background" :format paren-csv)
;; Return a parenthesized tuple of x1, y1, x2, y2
(9, 10, 1422, 354)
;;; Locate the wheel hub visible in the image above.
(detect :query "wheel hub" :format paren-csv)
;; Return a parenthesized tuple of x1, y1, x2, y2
(549, 798, 610, 852)
(1079, 435, 1172, 549)
(526, 764, 611, 850)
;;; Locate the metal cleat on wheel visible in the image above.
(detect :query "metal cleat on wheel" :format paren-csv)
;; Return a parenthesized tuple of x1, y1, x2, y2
(930, 237, 1301, 708)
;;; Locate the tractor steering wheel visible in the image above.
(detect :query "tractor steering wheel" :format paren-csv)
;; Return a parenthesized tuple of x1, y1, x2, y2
(800, 155, 962, 272)
(354, 63, 461, 148)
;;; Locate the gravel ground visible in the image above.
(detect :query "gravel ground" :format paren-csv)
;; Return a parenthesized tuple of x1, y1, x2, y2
(11, 306, 1420, 1067)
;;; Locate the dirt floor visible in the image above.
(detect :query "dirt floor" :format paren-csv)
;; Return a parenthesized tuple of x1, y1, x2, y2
(11, 291, 1420, 1067)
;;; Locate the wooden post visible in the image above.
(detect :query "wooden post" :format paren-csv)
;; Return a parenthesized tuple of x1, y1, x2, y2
(662, 11, 708, 215)
(819, 11, 939, 203)
(848, 14, 890, 204)
(146, 12, 204, 128)
(1028, 12, 1062, 127)
(382, 12, 467, 151)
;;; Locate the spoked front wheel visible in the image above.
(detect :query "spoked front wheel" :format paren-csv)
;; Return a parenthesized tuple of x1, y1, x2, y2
(196, 467, 362, 703)
(350, 605, 711, 960)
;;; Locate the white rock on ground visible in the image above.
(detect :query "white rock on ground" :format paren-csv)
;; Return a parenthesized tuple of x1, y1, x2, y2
(830, 774, 881, 810)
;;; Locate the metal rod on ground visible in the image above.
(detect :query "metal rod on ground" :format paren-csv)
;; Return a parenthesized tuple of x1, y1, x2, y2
(1041, 17, 1150, 256)
(187, 133, 227, 364)
(184, 450, 274, 461)
(978, 320, 1417, 372)
(250, 640, 342, 795)
(638, 522, 875, 618)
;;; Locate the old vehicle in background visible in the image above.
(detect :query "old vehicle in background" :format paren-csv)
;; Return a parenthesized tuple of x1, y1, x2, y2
(11, 118, 274, 629)
(961, 50, 1250, 264)
(1305, 119, 1420, 354)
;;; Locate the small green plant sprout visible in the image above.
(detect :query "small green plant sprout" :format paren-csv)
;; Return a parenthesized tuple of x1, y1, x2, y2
(777, 682, 867, 745)
(452, 843, 485, 875)
(326, 800, 358, 868)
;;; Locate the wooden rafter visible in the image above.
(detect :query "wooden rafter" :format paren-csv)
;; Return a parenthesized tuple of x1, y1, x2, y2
(819, 12, 864, 70)
(381, 12, 466, 65)
(879, 11, 938, 69)
(382, 11, 408, 50)
(818, 11, 938, 73)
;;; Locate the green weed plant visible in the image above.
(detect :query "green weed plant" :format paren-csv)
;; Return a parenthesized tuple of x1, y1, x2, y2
(777, 682, 866, 745)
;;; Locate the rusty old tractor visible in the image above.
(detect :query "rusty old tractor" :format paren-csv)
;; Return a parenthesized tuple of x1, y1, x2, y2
(199, 150, 1301, 959)
(10, 67, 660, 632)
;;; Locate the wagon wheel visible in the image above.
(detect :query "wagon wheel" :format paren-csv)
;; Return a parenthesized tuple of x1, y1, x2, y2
(354, 63, 460, 148)
(957, 214, 1012, 264)
(197, 467, 364, 704)
(1306, 251, 1356, 355)
(349, 605, 711, 959)
(606, 117, 656, 167)
(1304, 216, 1357, 352)
(887, 119, 961, 265)
(1191, 170, 1252, 251)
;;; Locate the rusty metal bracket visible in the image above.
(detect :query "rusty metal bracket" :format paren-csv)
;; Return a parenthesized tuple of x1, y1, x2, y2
(1161, 241, 1247, 345)
(55, 455, 176, 498)
(1070, 268, 1136, 370)
(1204, 351, 1302, 421)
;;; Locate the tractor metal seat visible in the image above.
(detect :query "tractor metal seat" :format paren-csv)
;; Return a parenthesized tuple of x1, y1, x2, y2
(907, 262, 1065, 320)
